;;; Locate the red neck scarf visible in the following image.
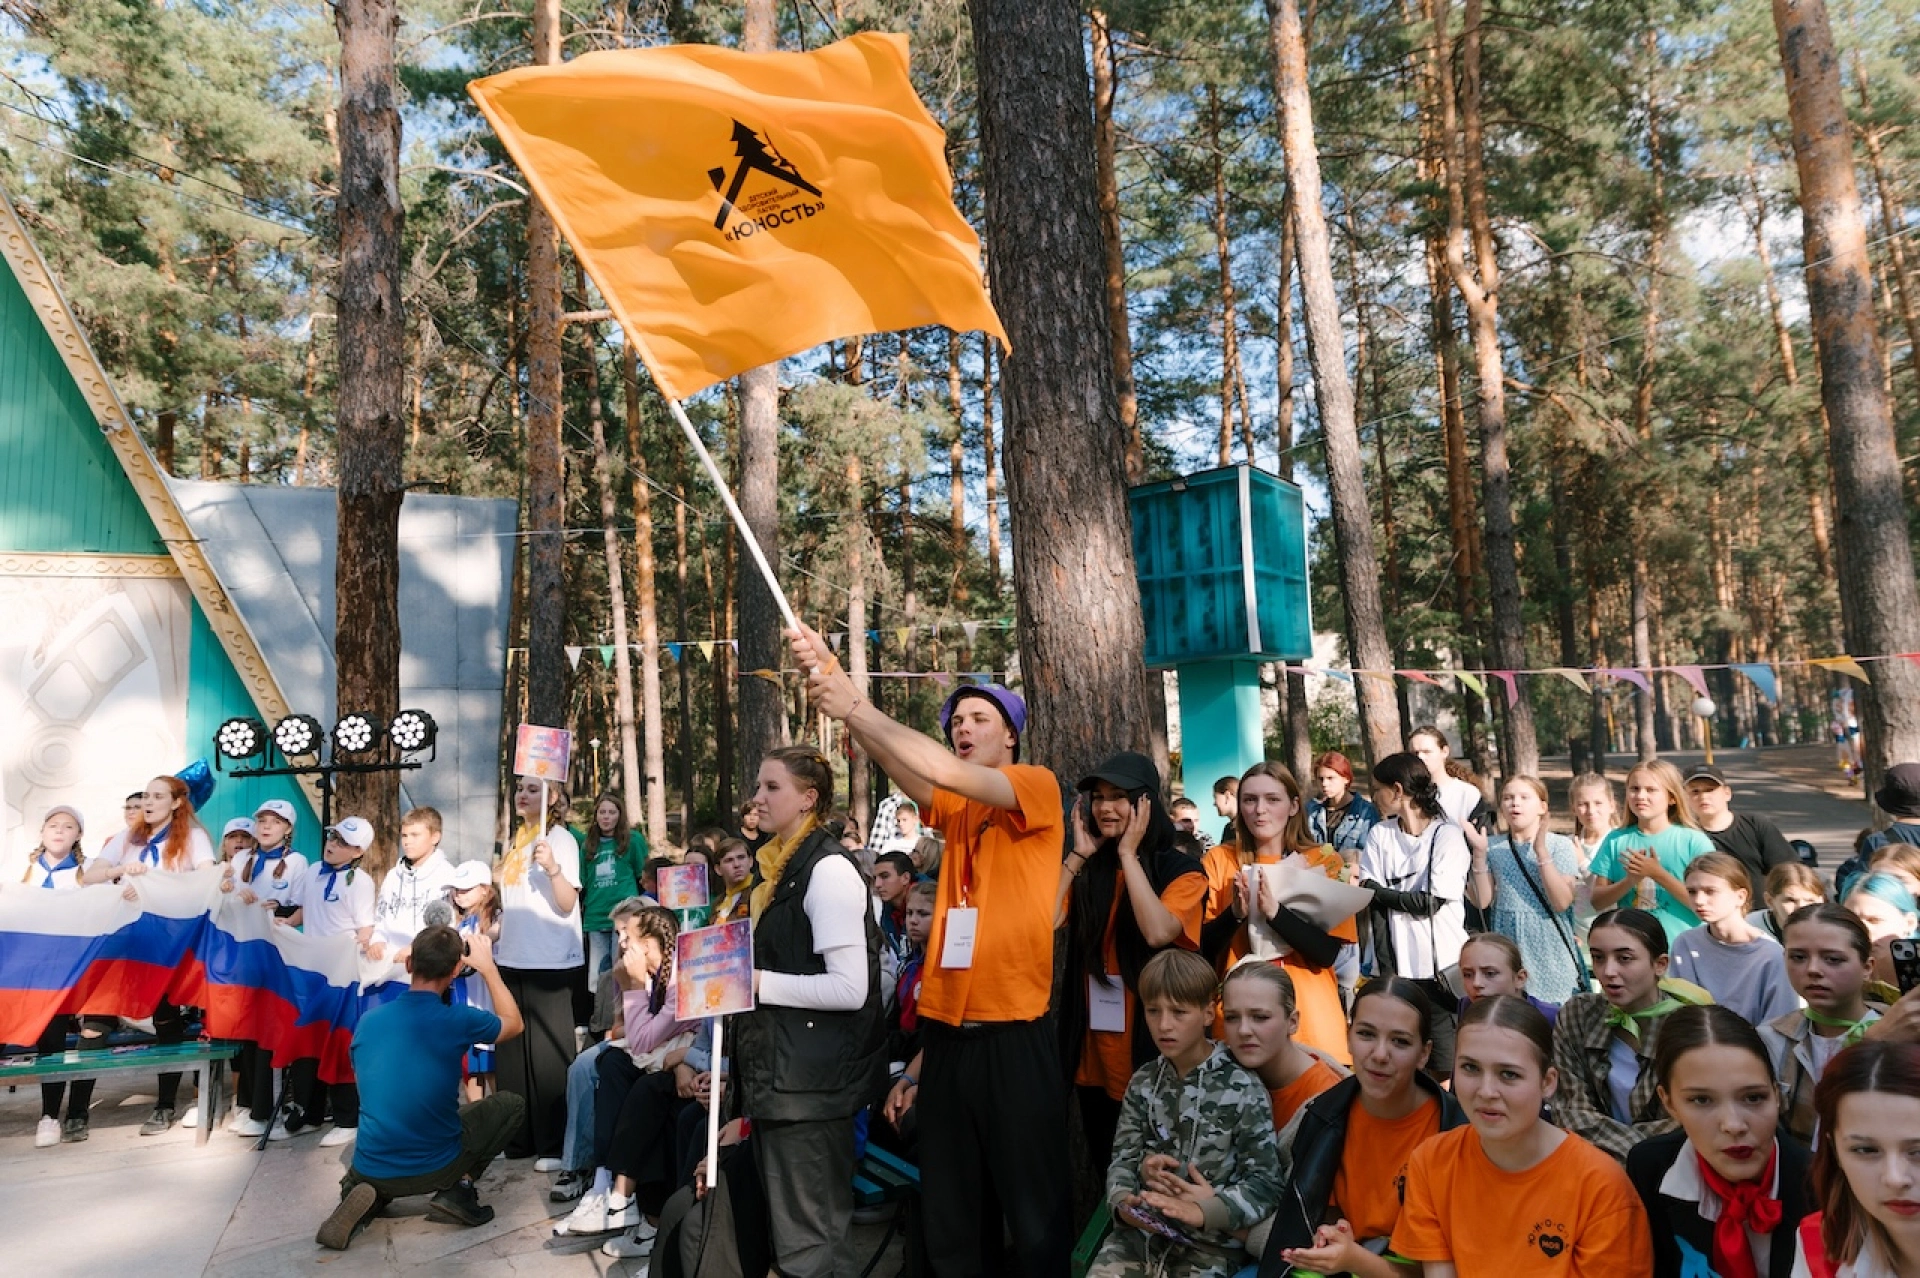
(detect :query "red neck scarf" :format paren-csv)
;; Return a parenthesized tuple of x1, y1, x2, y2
(1696, 1143, 1783, 1278)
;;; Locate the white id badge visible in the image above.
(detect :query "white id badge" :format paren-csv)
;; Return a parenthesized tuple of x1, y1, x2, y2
(940, 907, 979, 968)
(1088, 976, 1127, 1033)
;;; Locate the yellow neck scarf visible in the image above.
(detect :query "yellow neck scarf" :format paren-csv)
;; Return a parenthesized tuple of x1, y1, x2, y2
(751, 816, 819, 926)
(500, 821, 542, 887)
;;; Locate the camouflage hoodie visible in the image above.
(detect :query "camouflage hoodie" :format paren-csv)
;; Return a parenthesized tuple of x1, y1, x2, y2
(1106, 1043, 1284, 1252)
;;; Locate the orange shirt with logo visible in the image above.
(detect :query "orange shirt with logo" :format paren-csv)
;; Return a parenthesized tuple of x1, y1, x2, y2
(1269, 1058, 1342, 1131)
(920, 764, 1064, 1026)
(1330, 1096, 1440, 1242)
(1390, 1126, 1653, 1273)
(1072, 867, 1207, 1099)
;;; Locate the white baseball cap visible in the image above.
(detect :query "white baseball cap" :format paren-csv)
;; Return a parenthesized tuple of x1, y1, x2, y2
(254, 799, 297, 827)
(223, 817, 256, 839)
(449, 861, 494, 891)
(327, 816, 376, 851)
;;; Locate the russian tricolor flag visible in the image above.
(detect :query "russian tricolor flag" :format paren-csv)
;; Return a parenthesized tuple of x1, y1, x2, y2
(0, 871, 373, 1082)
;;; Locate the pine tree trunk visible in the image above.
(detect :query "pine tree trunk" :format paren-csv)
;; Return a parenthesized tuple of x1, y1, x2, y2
(734, 0, 786, 790)
(522, 0, 566, 730)
(981, 333, 1002, 595)
(967, 0, 1153, 785)
(847, 449, 871, 834)
(1089, 8, 1141, 481)
(624, 342, 669, 850)
(1275, 202, 1314, 781)
(1773, 0, 1920, 798)
(578, 291, 642, 820)
(334, 0, 405, 852)
(948, 331, 968, 598)
(1628, 35, 1666, 762)
(1265, 0, 1399, 767)
(674, 475, 694, 834)
(1854, 56, 1920, 400)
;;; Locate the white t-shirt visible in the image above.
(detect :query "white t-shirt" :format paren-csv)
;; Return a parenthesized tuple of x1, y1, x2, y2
(1359, 817, 1470, 979)
(758, 853, 871, 1012)
(290, 859, 376, 939)
(1436, 775, 1484, 828)
(373, 850, 460, 948)
(234, 846, 310, 904)
(497, 825, 583, 970)
(23, 853, 83, 891)
(95, 823, 216, 872)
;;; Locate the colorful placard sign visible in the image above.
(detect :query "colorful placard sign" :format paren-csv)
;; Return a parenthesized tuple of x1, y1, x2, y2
(658, 863, 711, 911)
(675, 919, 754, 1020)
(513, 724, 572, 781)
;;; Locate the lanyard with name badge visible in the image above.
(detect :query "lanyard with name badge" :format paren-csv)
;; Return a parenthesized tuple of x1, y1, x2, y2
(939, 815, 991, 969)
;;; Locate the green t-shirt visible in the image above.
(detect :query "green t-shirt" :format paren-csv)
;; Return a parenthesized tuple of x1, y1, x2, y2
(580, 829, 648, 932)
(1590, 824, 1715, 941)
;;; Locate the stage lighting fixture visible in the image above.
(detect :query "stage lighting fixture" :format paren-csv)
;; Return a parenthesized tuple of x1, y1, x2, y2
(332, 712, 380, 756)
(273, 714, 324, 757)
(215, 717, 266, 761)
(388, 709, 437, 753)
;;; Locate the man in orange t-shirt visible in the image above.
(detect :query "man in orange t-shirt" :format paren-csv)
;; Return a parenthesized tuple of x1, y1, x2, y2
(790, 625, 1071, 1278)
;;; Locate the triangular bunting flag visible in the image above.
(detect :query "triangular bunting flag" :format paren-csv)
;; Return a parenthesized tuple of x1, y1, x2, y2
(1603, 667, 1653, 694)
(895, 627, 912, 649)
(828, 632, 844, 654)
(1549, 667, 1590, 693)
(1357, 670, 1396, 684)
(1324, 669, 1354, 684)
(599, 645, 616, 668)
(868, 629, 881, 645)
(565, 645, 583, 670)
(962, 620, 980, 644)
(1732, 663, 1778, 704)
(1491, 671, 1519, 707)
(698, 641, 715, 661)
(1668, 663, 1711, 701)
(729, 639, 738, 653)
(1455, 671, 1486, 698)
(1399, 670, 1443, 687)
(665, 642, 683, 661)
(1814, 656, 1872, 684)
(932, 671, 952, 687)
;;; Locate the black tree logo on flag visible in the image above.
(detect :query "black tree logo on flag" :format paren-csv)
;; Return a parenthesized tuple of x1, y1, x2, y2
(709, 120, 822, 230)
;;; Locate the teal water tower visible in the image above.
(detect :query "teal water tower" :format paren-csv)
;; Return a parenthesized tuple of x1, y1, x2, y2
(1131, 465, 1312, 838)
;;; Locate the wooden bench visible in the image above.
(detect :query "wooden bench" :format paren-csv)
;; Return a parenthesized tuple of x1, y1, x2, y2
(852, 1143, 920, 1277)
(0, 1039, 241, 1146)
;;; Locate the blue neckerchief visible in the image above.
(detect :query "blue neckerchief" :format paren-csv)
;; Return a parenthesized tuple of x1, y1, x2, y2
(319, 861, 351, 902)
(247, 847, 288, 883)
(36, 852, 78, 889)
(140, 824, 170, 866)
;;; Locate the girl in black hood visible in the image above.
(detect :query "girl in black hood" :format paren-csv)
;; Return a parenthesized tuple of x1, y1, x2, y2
(1060, 751, 1207, 1173)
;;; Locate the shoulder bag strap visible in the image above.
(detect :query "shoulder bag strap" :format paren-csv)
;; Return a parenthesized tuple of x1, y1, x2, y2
(1506, 837, 1589, 982)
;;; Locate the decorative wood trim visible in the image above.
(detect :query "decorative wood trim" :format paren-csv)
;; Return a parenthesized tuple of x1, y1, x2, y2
(0, 552, 182, 578)
(0, 183, 321, 813)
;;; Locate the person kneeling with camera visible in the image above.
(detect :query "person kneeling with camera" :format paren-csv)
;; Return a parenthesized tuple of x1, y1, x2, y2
(317, 924, 526, 1250)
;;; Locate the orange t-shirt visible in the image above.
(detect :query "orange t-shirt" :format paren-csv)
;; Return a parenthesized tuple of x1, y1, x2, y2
(1269, 1058, 1342, 1131)
(1330, 1096, 1440, 1242)
(1201, 841, 1241, 922)
(1391, 1126, 1653, 1273)
(920, 764, 1064, 1025)
(1074, 866, 1208, 1099)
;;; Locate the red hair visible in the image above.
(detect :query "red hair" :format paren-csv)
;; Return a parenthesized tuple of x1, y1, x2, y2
(1311, 751, 1355, 784)
(1810, 1041, 1920, 1266)
(130, 776, 205, 871)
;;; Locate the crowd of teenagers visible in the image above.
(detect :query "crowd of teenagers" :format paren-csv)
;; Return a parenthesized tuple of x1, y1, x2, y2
(23, 641, 1920, 1277)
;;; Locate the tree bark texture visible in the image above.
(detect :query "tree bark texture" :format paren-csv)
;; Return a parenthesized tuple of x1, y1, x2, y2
(1265, 0, 1400, 768)
(1089, 8, 1141, 481)
(333, 0, 405, 856)
(522, 0, 566, 730)
(967, 0, 1153, 788)
(1773, 0, 1920, 799)
(734, 0, 786, 789)
(624, 343, 669, 850)
(1275, 209, 1313, 783)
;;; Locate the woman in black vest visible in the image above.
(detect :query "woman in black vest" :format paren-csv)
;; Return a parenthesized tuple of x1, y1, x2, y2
(734, 745, 886, 1278)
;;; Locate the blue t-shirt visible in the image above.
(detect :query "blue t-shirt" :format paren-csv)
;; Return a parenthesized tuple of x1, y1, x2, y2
(1590, 825, 1714, 942)
(351, 990, 501, 1180)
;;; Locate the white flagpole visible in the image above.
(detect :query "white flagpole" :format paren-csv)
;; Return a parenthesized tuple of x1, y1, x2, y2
(704, 1014, 725, 1196)
(666, 395, 799, 633)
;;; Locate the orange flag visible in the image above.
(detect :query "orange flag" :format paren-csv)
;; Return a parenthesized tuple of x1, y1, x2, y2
(469, 33, 1005, 400)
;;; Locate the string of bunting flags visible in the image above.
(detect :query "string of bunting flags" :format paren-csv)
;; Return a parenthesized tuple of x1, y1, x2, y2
(537, 617, 1017, 672)
(1287, 652, 1918, 706)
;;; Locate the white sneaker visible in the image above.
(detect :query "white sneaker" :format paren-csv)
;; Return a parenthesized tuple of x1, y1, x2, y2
(34, 1117, 60, 1149)
(603, 1196, 639, 1231)
(232, 1114, 269, 1138)
(180, 1106, 200, 1130)
(318, 1125, 356, 1148)
(601, 1220, 657, 1259)
(267, 1116, 297, 1141)
(558, 1191, 609, 1235)
(533, 1156, 564, 1173)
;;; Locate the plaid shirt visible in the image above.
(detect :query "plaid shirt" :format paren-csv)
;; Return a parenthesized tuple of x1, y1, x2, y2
(1551, 992, 1680, 1162)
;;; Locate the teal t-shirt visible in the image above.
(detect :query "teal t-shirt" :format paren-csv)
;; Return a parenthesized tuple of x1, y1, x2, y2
(1590, 824, 1715, 941)
(581, 829, 648, 933)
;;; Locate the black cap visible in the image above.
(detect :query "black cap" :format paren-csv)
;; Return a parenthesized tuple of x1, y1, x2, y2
(1876, 763, 1920, 820)
(1683, 765, 1728, 788)
(1076, 751, 1161, 796)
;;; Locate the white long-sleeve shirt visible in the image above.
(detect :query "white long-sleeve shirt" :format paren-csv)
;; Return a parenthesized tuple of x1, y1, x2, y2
(757, 855, 871, 1012)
